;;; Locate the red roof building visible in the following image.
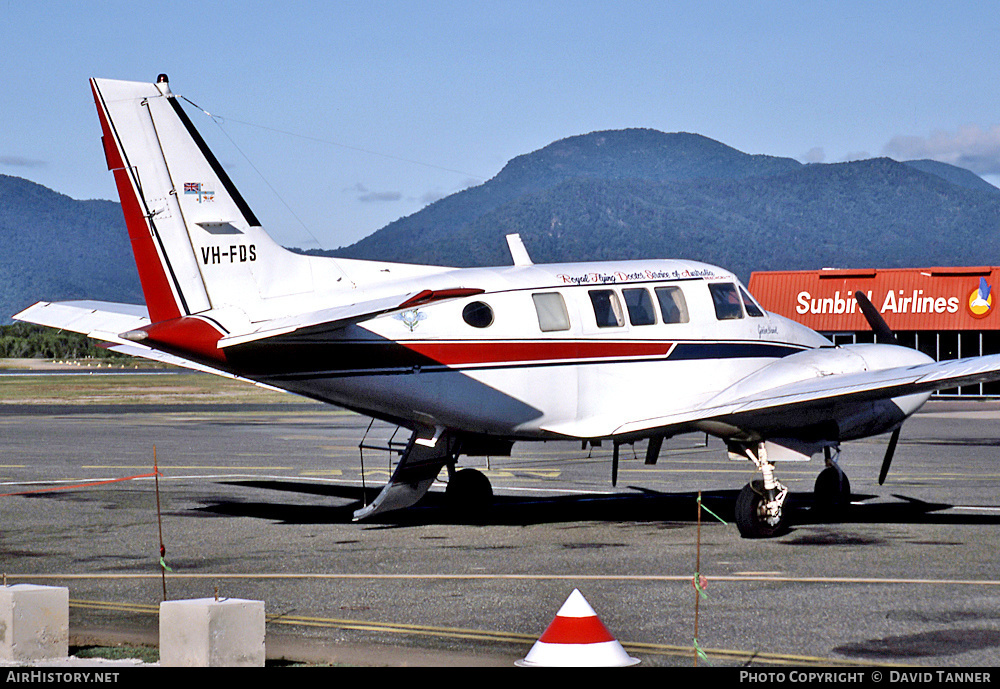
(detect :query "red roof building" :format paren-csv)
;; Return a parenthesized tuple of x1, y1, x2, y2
(748, 266, 1000, 396)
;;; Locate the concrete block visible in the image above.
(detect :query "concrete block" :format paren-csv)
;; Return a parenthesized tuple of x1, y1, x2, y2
(159, 597, 265, 667)
(0, 584, 69, 662)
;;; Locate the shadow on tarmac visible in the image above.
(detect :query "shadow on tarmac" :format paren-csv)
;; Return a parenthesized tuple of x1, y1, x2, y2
(193, 480, 1000, 538)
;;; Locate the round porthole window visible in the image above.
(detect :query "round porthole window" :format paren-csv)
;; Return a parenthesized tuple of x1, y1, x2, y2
(462, 301, 494, 328)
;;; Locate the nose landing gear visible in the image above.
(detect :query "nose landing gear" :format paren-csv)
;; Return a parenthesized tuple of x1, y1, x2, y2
(733, 442, 788, 539)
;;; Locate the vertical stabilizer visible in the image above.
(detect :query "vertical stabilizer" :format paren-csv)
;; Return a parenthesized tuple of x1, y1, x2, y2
(91, 75, 347, 326)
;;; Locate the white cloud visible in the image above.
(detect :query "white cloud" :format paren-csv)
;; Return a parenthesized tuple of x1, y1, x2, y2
(882, 125, 1000, 175)
(0, 155, 46, 168)
(417, 178, 480, 205)
(800, 147, 825, 164)
(349, 183, 402, 203)
(420, 190, 447, 204)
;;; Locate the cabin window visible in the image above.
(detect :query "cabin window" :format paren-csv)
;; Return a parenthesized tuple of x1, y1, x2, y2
(589, 289, 625, 328)
(622, 288, 656, 326)
(462, 301, 494, 328)
(708, 283, 744, 320)
(740, 287, 765, 317)
(654, 286, 690, 324)
(532, 292, 571, 332)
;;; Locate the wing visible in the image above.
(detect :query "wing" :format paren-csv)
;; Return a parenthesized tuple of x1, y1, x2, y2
(543, 353, 1000, 440)
(216, 287, 484, 348)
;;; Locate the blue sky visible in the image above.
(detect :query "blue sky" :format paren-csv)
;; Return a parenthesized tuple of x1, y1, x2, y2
(3, 1, 999, 250)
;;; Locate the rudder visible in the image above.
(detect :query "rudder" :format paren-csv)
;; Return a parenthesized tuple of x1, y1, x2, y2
(91, 75, 345, 327)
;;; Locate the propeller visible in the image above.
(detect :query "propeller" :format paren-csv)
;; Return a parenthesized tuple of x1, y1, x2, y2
(854, 291, 897, 345)
(612, 442, 620, 487)
(878, 428, 900, 485)
(854, 291, 902, 483)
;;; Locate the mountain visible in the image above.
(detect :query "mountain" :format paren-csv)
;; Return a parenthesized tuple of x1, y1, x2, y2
(901, 158, 1000, 194)
(327, 130, 1000, 281)
(0, 175, 143, 322)
(330, 130, 804, 266)
(5, 130, 1000, 325)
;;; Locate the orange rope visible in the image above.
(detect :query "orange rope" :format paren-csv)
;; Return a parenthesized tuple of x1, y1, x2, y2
(0, 471, 161, 497)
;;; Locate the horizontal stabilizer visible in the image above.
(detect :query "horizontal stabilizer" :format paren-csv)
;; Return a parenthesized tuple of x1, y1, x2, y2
(13, 300, 259, 382)
(14, 300, 150, 336)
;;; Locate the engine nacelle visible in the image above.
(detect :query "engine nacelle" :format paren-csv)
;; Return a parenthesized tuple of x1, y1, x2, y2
(715, 343, 933, 444)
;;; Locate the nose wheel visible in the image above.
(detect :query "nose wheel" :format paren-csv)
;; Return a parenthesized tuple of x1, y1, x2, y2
(733, 442, 789, 539)
(735, 480, 788, 538)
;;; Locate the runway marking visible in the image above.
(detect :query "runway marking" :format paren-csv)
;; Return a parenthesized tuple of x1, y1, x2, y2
(66, 598, 895, 667)
(81, 465, 295, 471)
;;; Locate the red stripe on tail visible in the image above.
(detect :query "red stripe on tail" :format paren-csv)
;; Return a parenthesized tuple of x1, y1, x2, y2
(91, 79, 181, 323)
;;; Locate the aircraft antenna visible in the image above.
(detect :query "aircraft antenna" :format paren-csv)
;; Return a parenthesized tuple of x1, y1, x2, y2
(183, 106, 487, 181)
(179, 96, 328, 251)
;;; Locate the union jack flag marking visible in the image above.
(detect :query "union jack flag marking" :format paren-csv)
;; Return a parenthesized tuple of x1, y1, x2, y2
(183, 182, 214, 202)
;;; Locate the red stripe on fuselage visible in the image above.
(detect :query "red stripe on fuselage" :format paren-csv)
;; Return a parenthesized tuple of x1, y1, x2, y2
(401, 340, 674, 366)
(91, 80, 181, 323)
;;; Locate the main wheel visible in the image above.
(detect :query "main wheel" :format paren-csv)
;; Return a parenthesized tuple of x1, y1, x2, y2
(735, 480, 787, 539)
(813, 465, 851, 514)
(445, 468, 493, 515)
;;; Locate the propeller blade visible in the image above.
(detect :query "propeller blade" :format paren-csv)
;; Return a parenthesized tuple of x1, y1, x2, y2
(854, 291, 898, 344)
(644, 435, 664, 465)
(878, 428, 901, 485)
(612, 442, 620, 487)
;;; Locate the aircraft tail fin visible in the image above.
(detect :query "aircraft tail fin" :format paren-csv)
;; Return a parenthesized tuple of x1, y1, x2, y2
(90, 75, 350, 327)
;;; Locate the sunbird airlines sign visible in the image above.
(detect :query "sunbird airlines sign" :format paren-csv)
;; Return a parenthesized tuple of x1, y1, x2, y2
(748, 268, 999, 331)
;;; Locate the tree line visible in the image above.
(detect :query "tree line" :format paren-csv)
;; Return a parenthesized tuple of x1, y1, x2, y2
(0, 322, 126, 360)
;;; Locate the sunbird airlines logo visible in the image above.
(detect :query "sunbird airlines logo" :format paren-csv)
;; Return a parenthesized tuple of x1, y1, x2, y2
(967, 278, 993, 319)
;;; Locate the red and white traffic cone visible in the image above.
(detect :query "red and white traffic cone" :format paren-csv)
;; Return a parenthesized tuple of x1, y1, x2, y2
(516, 589, 640, 667)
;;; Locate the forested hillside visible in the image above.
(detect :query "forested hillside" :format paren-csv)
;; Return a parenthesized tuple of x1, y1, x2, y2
(326, 130, 1000, 280)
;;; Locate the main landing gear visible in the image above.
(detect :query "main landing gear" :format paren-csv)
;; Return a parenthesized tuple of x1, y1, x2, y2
(446, 466, 493, 515)
(353, 426, 496, 521)
(813, 447, 851, 514)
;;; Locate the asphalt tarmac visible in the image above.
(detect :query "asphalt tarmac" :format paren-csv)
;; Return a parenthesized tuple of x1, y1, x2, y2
(2, 374, 1000, 667)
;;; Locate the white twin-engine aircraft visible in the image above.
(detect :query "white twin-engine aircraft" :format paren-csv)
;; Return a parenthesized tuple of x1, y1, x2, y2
(16, 75, 1000, 537)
